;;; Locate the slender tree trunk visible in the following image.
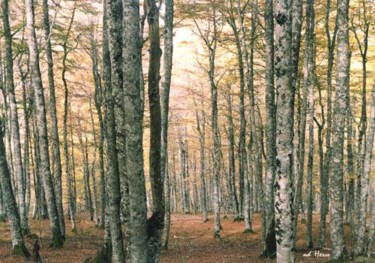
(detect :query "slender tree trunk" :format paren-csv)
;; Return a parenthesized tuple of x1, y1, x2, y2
(43, 0, 65, 237)
(196, 111, 208, 222)
(107, 0, 126, 260)
(329, 0, 350, 259)
(304, 0, 315, 248)
(62, 7, 77, 233)
(2, 0, 29, 235)
(161, 0, 174, 250)
(26, 0, 64, 248)
(0, 118, 30, 257)
(263, 0, 276, 256)
(320, 0, 338, 247)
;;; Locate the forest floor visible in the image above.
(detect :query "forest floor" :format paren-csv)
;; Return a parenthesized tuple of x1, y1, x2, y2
(0, 212, 374, 262)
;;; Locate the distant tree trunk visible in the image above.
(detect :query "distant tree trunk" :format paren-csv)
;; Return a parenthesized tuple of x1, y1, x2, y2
(26, 0, 64, 248)
(0, 118, 30, 257)
(43, 0, 65, 238)
(274, 0, 294, 261)
(196, 110, 208, 222)
(329, 0, 350, 259)
(226, 0, 245, 220)
(2, 0, 29, 235)
(123, 0, 148, 261)
(247, 2, 263, 238)
(320, 0, 338, 247)
(224, 92, 239, 218)
(161, 0, 174, 250)
(304, 0, 315, 248)
(244, 134, 254, 233)
(162, 158, 171, 250)
(89, 100, 99, 225)
(62, 6, 77, 233)
(179, 139, 190, 213)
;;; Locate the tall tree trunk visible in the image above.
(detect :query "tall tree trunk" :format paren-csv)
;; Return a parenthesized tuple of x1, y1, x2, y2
(26, 0, 64, 248)
(146, 0, 165, 260)
(43, 0, 65, 237)
(0, 118, 30, 257)
(352, 2, 370, 256)
(274, 0, 294, 261)
(329, 0, 350, 259)
(320, 0, 338, 247)
(356, 81, 375, 256)
(263, 0, 276, 256)
(161, 0, 174, 250)
(62, 6, 77, 233)
(2, 0, 29, 235)
(107, 0, 126, 260)
(365, 84, 375, 256)
(123, 0, 148, 261)
(304, 0, 315, 248)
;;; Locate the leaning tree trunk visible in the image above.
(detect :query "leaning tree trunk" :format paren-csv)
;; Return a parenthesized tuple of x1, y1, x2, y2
(26, 0, 64, 248)
(329, 0, 350, 259)
(2, 0, 29, 235)
(43, 0, 65, 237)
(0, 118, 30, 257)
(274, 0, 294, 261)
(123, 0, 148, 261)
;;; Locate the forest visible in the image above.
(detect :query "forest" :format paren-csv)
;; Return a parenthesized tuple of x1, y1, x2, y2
(0, 0, 374, 262)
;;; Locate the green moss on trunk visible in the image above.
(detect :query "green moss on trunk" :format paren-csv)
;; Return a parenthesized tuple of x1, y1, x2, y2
(12, 244, 30, 257)
(50, 228, 64, 248)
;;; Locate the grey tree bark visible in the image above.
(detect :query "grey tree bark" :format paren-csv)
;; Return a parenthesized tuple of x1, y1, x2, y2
(303, 0, 315, 248)
(26, 0, 64, 248)
(329, 0, 350, 259)
(0, 118, 29, 257)
(123, 0, 148, 261)
(319, 0, 338, 247)
(107, 0, 126, 260)
(161, 0, 174, 250)
(62, 6, 77, 233)
(196, 110, 208, 222)
(262, 0, 277, 256)
(274, 0, 294, 261)
(365, 84, 375, 256)
(2, 0, 29, 235)
(43, 0, 65, 238)
(352, 2, 370, 256)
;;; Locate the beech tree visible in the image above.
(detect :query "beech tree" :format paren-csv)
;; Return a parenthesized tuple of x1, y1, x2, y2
(329, 0, 350, 259)
(26, 0, 64, 248)
(274, 0, 294, 261)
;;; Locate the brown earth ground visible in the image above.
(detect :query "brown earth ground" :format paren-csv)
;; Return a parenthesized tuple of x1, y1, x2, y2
(0, 212, 373, 262)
